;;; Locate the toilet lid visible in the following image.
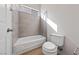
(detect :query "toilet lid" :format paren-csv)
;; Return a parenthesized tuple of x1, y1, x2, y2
(43, 42, 57, 51)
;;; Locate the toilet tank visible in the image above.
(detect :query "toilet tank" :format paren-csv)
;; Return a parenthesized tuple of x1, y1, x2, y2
(48, 34, 65, 47)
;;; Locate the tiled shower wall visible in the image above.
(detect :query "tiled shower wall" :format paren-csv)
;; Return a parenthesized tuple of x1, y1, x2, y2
(18, 12, 40, 37)
(12, 4, 41, 44)
(18, 4, 41, 37)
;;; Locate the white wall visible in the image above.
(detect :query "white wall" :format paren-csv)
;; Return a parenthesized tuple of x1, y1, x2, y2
(0, 5, 7, 54)
(12, 5, 19, 44)
(41, 4, 79, 55)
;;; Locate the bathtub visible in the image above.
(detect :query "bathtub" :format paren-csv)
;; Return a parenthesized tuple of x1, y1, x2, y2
(13, 35, 46, 54)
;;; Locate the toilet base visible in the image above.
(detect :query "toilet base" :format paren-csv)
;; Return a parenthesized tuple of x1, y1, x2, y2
(42, 49, 57, 55)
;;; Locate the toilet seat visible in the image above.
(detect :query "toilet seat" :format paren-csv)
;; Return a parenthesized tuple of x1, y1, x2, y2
(42, 42, 57, 55)
(42, 42, 57, 51)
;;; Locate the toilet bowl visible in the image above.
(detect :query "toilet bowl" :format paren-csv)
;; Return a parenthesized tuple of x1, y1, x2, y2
(42, 34, 64, 55)
(42, 42, 57, 55)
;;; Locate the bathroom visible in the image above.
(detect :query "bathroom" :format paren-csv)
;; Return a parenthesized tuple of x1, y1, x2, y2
(0, 4, 79, 55)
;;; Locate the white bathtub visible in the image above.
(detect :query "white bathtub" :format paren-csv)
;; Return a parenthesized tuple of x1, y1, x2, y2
(13, 35, 46, 54)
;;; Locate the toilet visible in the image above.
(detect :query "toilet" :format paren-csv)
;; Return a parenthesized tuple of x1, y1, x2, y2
(42, 34, 64, 55)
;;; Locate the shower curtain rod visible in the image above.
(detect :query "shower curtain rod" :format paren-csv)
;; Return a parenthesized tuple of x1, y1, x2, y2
(20, 5, 39, 12)
(10, 5, 39, 17)
(10, 5, 39, 15)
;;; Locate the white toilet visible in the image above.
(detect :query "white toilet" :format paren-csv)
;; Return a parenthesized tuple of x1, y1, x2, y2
(42, 34, 64, 55)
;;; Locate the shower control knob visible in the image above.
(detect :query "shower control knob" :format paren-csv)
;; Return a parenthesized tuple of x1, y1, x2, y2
(7, 28, 13, 32)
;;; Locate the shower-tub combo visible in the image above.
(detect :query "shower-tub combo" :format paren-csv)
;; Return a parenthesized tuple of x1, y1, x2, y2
(14, 35, 46, 54)
(11, 5, 46, 54)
